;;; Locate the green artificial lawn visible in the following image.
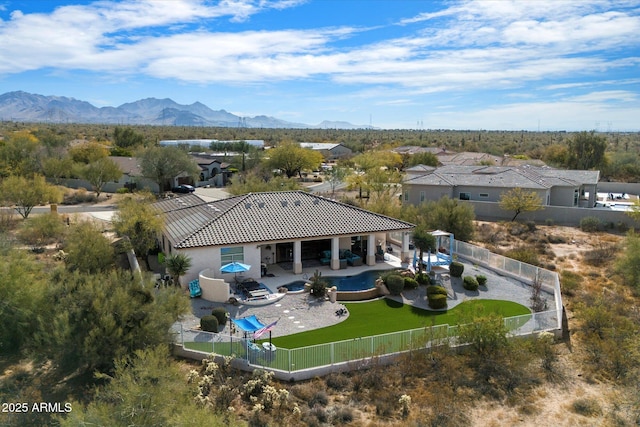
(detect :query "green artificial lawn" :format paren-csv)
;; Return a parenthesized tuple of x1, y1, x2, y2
(267, 299, 530, 349)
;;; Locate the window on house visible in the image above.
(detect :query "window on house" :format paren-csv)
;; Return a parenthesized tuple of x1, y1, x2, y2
(479, 193, 489, 198)
(403, 190, 409, 202)
(419, 191, 425, 202)
(221, 247, 244, 263)
(459, 192, 470, 200)
(574, 189, 579, 206)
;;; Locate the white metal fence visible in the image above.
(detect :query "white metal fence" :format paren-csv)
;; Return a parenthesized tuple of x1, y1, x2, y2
(174, 240, 563, 376)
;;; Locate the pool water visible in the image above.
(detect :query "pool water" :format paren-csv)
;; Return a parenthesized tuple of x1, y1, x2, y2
(283, 270, 390, 292)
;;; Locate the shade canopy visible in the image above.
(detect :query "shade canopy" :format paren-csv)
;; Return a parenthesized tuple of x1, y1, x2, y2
(231, 315, 265, 332)
(220, 261, 251, 274)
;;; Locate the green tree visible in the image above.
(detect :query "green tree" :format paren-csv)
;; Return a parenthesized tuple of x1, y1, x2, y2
(58, 347, 237, 427)
(0, 130, 42, 177)
(326, 166, 349, 197)
(566, 131, 608, 170)
(165, 253, 192, 287)
(412, 227, 437, 273)
(267, 141, 323, 178)
(405, 151, 439, 168)
(112, 193, 164, 265)
(17, 212, 66, 248)
(81, 157, 122, 197)
(616, 231, 640, 290)
(68, 141, 110, 164)
(39, 269, 188, 377)
(64, 220, 115, 274)
(113, 126, 145, 148)
(140, 146, 200, 192)
(0, 174, 63, 219)
(0, 250, 46, 354)
(42, 156, 76, 184)
(416, 197, 475, 242)
(227, 170, 301, 195)
(499, 187, 544, 222)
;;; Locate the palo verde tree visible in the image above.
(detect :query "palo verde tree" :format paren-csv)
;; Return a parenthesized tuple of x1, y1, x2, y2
(0, 130, 43, 177)
(81, 157, 122, 198)
(0, 174, 62, 219)
(39, 268, 189, 377)
(499, 187, 544, 222)
(140, 146, 200, 192)
(111, 192, 164, 266)
(113, 126, 145, 149)
(267, 141, 323, 178)
(405, 196, 475, 242)
(64, 220, 115, 274)
(566, 131, 608, 170)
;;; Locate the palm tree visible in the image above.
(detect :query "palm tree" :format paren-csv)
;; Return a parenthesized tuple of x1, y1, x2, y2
(412, 227, 436, 273)
(165, 253, 192, 287)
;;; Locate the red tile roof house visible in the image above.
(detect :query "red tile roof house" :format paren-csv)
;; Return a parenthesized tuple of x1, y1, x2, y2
(153, 191, 414, 290)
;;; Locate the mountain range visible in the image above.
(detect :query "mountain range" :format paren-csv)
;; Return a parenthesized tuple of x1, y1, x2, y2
(0, 91, 372, 129)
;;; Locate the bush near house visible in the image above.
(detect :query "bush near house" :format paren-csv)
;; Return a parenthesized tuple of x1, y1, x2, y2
(449, 261, 464, 277)
(580, 216, 602, 232)
(428, 294, 447, 309)
(415, 272, 430, 285)
(426, 285, 448, 296)
(403, 277, 419, 289)
(385, 274, 404, 295)
(211, 307, 229, 327)
(463, 275, 479, 291)
(200, 315, 219, 332)
(476, 275, 487, 286)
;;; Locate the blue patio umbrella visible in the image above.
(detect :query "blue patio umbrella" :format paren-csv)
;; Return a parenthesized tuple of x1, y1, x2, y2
(220, 262, 251, 274)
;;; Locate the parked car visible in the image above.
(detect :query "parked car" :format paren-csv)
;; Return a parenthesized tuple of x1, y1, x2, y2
(171, 184, 195, 193)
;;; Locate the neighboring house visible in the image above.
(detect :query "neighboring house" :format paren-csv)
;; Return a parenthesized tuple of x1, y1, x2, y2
(299, 142, 352, 160)
(393, 146, 447, 156)
(403, 165, 600, 208)
(154, 191, 414, 285)
(107, 156, 160, 193)
(189, 153, 232, 187)
(159, 139, 264, 148)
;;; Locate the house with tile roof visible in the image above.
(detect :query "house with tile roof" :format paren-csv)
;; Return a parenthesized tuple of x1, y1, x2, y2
(299, 142, 352, 160)
(154, 191, 415, 285)
(403, 165, 600, 208)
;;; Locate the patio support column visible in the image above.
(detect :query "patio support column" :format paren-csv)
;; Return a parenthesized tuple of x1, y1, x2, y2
(331, 237, 340, 270)
(293, 240, 302, 274)
(366, 234, 376, 266)
(401, 231, 411, 263)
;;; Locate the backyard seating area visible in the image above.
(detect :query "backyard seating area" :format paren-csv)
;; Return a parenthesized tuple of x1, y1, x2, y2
(319, 249, 362, 267)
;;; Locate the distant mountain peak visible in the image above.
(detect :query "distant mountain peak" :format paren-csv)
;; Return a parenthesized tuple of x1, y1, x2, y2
(0, 90, 369, 129)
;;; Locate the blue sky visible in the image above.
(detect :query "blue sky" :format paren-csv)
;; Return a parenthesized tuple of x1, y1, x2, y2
(0, 0, 639, 130)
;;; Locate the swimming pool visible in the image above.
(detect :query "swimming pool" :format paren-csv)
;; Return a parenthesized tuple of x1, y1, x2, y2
(283, 270, 390, 292)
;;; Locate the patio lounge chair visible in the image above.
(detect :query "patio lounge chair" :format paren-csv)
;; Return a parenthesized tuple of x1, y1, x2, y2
(188, 279, 202, 298)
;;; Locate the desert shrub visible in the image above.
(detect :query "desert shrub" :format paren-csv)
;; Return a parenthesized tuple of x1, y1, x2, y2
(428, 294, 447, 309)
(580, 216, 602, 232)
(463, 275, 479, 291)
(504, 246, 540, 266)
(615, 221, 629, 232)
(331, 406, 354, 424)
(545, 218, 554, 226)
(309, 269, 328, 297)
(547, 234, 566, 244)
(571, 398, 602, 417)
(62, 187, 97, 205)
(308, 390, 329, 408)
(116, 187, 130, 194)
(449, 261, 464, 277)
(475, 274, 487, 286)
(415, 272, 430, 285)
(426, 285, 448, 296)
(583, 243, 618, 267)
(525, 221, 536, 232)
(211, 307, 229, 326)
(385, 274, 404, 295)
(200, 315, 219, 332)
(18, 213, 66, 246)
(403, 277, 418, 289)
(325, 373, 350, 391)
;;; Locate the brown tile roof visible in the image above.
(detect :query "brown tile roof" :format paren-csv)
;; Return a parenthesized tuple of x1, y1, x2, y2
(154, 191, 414, 249)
